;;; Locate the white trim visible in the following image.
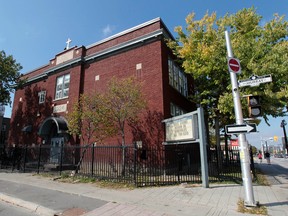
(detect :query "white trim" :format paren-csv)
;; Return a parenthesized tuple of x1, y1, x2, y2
(85, 29, 164, 62)
(86, 17, 161, 49)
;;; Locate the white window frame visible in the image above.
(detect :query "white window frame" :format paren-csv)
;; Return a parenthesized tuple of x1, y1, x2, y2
(168, 57, 188, 97)
(170, 102, 186, 117)
(55, 74, 70, 100)
(168, 58, 173, 86)
(38, 91, 46, 104)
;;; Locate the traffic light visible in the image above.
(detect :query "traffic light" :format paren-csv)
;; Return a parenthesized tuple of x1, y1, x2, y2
(248, 95, 261, 118)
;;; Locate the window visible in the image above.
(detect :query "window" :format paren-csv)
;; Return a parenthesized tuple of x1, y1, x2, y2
(55, 74, 70, 100)
(168, 58, 188, 97)
(168, 59, 173, 86)
(38, 91, 46, 104)
(170, 103, 186, 117)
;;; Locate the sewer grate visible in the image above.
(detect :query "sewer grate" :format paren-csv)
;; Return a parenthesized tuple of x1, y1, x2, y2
(55, 208, 87, 216)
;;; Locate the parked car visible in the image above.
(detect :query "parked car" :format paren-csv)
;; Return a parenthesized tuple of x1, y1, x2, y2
(274, 154, 284, 158)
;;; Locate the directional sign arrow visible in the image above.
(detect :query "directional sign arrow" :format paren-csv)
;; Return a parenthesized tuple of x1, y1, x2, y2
(225, 123, 257, 134)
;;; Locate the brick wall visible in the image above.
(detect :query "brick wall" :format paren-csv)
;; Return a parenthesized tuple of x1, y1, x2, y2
(9, 18, 195, 148)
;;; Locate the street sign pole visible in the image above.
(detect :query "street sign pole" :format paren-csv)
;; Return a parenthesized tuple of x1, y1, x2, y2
(225, 31, 257, 206)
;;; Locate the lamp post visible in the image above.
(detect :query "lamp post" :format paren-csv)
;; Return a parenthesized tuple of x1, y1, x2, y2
(280, 120, 287, 154)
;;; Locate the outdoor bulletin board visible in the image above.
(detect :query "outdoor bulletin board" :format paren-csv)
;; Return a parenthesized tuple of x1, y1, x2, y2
(162, 107, 209, 188)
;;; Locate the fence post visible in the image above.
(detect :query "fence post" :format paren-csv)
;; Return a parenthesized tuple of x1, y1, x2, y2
(224, 133, 229, 166)
(12, 146, 16, 171)
(23, 145, 28, 172)
(37, 143, 42, 174)
(121, 146, 126, 177)
(215, 146, 220, 178)
(133, 142, 137, 185)
(59, 142, 64, 175)
(91, 143, 95, 176)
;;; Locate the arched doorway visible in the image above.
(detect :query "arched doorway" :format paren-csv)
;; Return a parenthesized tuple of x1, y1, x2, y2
(38, 116, 69, 163)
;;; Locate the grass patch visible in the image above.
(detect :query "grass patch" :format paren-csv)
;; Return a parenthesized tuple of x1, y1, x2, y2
(37, 172, 136, 190)
(32, 172, 54, 178)
(91, 179, 136, 190)
(254, 169, 270, 186)
(237, 199, 268, 215)
(35, 166, 269, 190)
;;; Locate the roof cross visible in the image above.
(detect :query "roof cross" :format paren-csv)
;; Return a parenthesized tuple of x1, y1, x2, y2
(66, 38, 72, 49)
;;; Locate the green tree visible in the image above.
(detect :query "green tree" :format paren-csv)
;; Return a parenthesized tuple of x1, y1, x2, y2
(168, 8, 288, 146)
(67, 77, 147, 145)
(67, 93, 116, 145)
(67, 77, 147, 174)
(105, 76, 147, 147)
(0, 50, 24, 105)
(105, 77, 147, 175)
(67, 93, 116, 172)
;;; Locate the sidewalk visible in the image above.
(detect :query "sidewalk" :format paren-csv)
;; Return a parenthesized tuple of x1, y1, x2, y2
(0, 165, 287, 216)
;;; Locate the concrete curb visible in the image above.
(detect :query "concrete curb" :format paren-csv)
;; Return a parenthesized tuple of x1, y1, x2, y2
(0, 193, 57, 216)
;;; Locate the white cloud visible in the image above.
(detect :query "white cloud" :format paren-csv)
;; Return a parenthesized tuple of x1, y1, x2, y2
(102, 24, 115, 37)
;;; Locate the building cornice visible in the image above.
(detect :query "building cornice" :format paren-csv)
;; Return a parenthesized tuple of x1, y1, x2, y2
(86, 17, 162, 49)
(25, 57, 84, 84)
(44, 56, 84, 75)
(85, 29, 165, 62)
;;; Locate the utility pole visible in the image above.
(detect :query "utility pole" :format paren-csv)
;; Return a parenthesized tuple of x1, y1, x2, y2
(225, 31, 257, 207)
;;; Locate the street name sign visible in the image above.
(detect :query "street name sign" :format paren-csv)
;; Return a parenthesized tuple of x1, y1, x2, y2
(225, 123, 257, 135)
(228, 57, 241, 74)
(238, 74, 272, 87)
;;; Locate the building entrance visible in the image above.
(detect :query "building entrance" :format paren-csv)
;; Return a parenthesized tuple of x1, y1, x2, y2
(50, 137, 64, 163)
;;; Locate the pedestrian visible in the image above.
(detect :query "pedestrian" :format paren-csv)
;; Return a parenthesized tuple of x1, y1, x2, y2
(265, 152, 271, 165)
(258, 152, 262, 163)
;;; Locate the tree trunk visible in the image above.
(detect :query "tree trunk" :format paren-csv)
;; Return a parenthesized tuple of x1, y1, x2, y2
(121, 127, 126, 176)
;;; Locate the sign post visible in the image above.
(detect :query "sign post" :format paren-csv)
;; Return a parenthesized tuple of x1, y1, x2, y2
(225, 31, 257, 207)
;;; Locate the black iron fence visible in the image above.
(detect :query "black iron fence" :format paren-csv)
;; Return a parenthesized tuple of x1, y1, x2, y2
(0, 144, 253, 186)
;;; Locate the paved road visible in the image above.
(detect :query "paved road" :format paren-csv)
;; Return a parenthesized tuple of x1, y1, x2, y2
(0, 200, 39, 216)
(271, 157, 288, 168)
(0, 178, 108, 215)
(256, 157, 288, 185)
(0, 157, 287, 216)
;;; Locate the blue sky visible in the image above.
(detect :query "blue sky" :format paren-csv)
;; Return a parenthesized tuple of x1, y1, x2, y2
(0, 0, 287, 148)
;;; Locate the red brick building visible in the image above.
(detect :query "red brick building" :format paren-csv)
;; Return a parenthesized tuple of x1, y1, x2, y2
(9, 18, 195, 149)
